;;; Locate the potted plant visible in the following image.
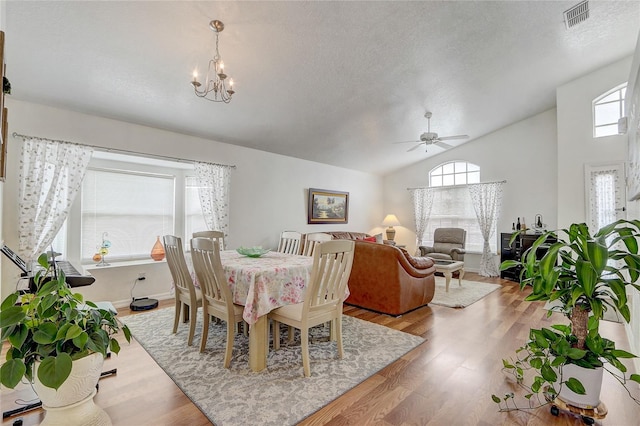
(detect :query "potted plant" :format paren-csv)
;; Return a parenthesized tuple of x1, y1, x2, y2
(0, 253, 131, 424)
(492, 219, 640, 414)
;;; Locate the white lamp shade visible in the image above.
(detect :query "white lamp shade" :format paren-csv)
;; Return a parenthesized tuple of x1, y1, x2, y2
(382, 214, 400, 227)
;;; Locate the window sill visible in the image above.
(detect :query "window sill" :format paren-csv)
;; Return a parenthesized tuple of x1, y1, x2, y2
(84, 258, 166, 271)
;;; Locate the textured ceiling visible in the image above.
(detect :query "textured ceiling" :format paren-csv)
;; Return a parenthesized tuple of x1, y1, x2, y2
(5, 1, 640, 175)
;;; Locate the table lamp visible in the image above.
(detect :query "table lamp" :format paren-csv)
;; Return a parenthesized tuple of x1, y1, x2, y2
(382, 214, 401, 241)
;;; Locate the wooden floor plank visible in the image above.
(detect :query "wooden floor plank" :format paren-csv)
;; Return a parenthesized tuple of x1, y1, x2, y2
(3, 273, 639, 425)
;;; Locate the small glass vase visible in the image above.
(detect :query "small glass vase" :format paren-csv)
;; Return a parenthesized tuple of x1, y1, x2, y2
(150, 236, 165, 261)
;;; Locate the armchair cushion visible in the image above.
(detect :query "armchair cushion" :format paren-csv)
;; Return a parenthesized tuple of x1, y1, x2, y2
(419, 228, 467, 262)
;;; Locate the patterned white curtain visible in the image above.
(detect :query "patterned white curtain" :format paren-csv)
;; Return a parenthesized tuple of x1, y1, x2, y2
(409, 188, 434, 255)
(18, 137, 93, 261)
(588, 169, 618, 231)
(194, 162, 231, 240)
(468, 181, 505, 277)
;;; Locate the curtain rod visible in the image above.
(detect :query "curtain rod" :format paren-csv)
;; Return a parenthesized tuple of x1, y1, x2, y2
(12, 132, 236, 169)
(406, 180, 507, 190)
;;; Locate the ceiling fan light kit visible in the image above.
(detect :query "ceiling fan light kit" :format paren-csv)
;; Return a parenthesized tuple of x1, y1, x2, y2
(191, 19, 236, 103)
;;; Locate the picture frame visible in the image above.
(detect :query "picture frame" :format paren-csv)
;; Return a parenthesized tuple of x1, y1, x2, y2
(307, 188, 349, 224)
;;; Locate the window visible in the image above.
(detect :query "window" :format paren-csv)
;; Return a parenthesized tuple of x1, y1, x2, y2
(185, 176, 208, 247)
(429, 161, 480, 187)
(422, 161, 494, 253)
(593, 83, 627, 138)
(81, 168, 176, 262)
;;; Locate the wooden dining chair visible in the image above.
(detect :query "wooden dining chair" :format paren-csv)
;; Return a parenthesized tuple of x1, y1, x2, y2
(163, 235, 202, 346)
(269, 239, 355, 377)
(277, 231, 303, 255)
(192, 230, 225, 251)
(301, 232, 332, 257)
(191, 237, 245, 367)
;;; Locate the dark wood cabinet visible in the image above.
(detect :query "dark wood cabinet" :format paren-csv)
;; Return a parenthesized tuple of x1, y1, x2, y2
(500, 232, 556, 282)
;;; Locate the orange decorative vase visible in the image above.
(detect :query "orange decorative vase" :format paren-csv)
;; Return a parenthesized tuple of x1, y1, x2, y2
(150, 236, 165, 261)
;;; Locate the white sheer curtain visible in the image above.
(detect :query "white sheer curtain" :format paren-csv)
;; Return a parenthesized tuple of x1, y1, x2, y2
(409, 188, 434, 255)
(194, 162, 231, 240)
(588, 169, 618, 231)
(18, 137, 93, 261)
(468, 181, 505, 277)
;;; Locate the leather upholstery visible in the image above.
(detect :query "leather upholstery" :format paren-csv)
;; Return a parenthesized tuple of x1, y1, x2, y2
(342, 241, 435, 316)
(419, 228, 466, 261)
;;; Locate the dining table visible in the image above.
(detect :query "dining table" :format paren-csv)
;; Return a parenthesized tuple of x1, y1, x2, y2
(217, 250, 314, 372)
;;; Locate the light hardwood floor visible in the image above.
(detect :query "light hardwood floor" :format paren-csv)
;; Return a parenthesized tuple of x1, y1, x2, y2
(2, 273, 639, 425)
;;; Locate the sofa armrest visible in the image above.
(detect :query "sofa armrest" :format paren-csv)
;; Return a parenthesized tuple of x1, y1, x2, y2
(398, 248, 435, 277)
(451, 248, 466, 255)
(418, 245, 434, 256)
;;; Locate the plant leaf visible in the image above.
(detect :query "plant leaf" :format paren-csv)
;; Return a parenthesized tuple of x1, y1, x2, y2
(37, 354, 72, 390)
(0, 359, 27, 389)
(0, 306, 26, 328)
(564, 377, 586, 395)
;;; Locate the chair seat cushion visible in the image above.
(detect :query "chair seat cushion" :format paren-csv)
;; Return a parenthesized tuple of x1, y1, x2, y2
(425, 252, 454, 261)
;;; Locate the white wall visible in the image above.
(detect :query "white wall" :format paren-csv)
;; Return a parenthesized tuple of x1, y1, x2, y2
(557, 56, 632, 228)
(1, 99, 383, 306)
(382, 108, 558, 272)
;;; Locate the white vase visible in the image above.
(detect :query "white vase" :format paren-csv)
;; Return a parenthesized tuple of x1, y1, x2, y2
(34, 352, 111, 426)
(558, 363, 604, 409)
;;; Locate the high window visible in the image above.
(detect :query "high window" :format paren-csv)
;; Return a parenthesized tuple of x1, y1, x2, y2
(593, 83, 627, 138)
(423, 161, 493, 253)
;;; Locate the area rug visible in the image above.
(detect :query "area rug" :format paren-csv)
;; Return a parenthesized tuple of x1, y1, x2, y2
(120, 308, 424, 426)
(430, 276, 502, 308)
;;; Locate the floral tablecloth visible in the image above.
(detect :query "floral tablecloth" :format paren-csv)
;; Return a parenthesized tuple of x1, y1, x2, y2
(218, 251, 313, 325)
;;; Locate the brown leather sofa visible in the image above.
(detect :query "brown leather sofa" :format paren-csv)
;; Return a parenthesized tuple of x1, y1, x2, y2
(322, 232, 436, 315)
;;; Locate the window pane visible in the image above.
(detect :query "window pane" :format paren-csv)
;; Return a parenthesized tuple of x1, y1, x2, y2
(598, 91, 620, 103)
(454, 162, 467, 173)
(431, 175, 443, 187)
(81, 169, 175, 261)
(442, 174, 455, 186)
(432, 166, 442, 176)
(442, 162, 454, 174)
(595, 102, 621, 126)
(454, 173, 466, 185)
(467, 163, 480, 172)
(185, 176, 207, 247)
(467, 171, 480, 183)
(595, 124, 619, 138)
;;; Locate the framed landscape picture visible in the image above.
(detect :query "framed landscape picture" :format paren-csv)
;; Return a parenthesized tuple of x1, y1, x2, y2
(307, 188, 349, 224)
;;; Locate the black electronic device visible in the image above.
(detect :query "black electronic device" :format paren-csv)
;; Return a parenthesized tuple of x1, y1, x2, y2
(1, 243, 95, 291)
(130, 297, 159, 311)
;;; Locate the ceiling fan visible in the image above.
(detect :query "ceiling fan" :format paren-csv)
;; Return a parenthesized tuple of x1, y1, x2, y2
(393, 112, 469, 152)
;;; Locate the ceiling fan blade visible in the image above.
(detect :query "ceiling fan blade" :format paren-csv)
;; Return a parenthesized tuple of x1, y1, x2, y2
(435, 141, 454, 150)
(392, 140, 421, 145)
(407, 142, 424, 152)
(437, 134, 469, 141)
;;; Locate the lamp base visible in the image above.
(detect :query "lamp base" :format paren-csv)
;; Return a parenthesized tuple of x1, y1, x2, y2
(386, 227, 396, 241)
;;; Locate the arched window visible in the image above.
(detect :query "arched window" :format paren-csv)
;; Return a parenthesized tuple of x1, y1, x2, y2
(423, 161, 493, 253)
(593, 83, 627, 138)
(429, 161, 480, 187)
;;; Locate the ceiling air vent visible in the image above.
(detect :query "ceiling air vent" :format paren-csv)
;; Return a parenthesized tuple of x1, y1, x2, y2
(564, 1, 589, 29)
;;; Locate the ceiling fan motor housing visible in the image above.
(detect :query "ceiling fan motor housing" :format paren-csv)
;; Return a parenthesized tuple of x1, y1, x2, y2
(420, 132, 438, 142)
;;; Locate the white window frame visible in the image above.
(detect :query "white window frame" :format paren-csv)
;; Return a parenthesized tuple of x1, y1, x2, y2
(58, 153, 205, 265)
(423, 161, 494, 254)
(593, 83, 627, 138)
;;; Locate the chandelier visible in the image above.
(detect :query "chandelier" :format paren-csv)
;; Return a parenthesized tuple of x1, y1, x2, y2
(191, 20, 235, 103)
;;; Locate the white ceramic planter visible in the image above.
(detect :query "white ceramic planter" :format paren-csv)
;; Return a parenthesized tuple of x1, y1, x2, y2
(34, 352, 111, 426)
(558, 363, 604, 409)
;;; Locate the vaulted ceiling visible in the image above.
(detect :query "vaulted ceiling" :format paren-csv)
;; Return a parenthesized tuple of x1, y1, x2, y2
(5, 1, 640, 175)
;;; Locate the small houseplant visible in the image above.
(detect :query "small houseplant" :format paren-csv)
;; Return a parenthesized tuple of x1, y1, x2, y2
(0, 253, 131, 422)
(493, 219, 640, 412)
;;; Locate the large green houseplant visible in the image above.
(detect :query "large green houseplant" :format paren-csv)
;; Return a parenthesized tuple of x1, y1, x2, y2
(493, 219, 640, 411)
(0, 253, 131, 390)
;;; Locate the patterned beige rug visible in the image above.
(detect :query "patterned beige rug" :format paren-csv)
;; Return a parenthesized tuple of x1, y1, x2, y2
(430, 276, 502, 308)
(121, 308, 424, 425)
